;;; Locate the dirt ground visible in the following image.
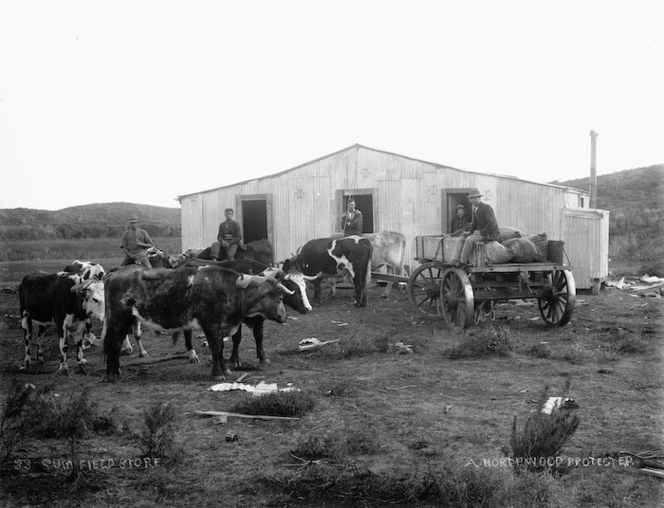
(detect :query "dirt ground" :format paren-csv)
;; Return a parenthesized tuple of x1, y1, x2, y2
(0, 258, 663, 507)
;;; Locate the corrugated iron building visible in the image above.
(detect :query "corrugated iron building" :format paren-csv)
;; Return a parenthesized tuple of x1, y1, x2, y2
(178, 144, 608, 290)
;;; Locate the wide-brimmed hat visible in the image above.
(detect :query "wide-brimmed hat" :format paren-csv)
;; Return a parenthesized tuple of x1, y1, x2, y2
(129, 215, 139, 223)
(467, 188, 483, 198)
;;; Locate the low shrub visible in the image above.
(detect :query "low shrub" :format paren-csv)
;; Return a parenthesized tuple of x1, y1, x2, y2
(291, 434, 336, 460)
(0, 379, 40, 461)
(321, 379, 357, 398)
(527, 343, 552, 358)
(446, 327, 513, 359)
(292, 426, 383, 461)
(230, 390, 315, 418)
(504, 385, 580, 474)
(124, 400, 179, 459)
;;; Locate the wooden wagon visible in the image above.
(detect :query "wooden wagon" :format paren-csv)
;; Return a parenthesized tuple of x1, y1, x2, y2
(402, 235, 576, 329)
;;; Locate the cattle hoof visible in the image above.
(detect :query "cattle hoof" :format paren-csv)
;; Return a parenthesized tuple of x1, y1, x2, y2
(139, 352, 149, 358)
(259, 359, 271, 365)
(381, 294, 389, 299)
(120, 349, 132, 356)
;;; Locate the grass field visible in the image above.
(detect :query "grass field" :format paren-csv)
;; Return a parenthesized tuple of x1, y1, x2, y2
(0, 237, 183, 262)
(0, 256, 662, 507)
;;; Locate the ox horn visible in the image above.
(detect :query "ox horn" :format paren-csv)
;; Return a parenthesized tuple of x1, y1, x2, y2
(302, 271, 322, 281)
(276, 282, 295, 295)
(70, 279, 95, 293)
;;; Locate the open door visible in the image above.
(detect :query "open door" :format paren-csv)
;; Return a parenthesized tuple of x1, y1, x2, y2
(340, 192, 374, 234)
(443, 188, 474, 234)
(239, 194, 272, 243)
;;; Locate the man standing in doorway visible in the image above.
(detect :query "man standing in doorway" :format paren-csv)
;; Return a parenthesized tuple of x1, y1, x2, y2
(452, 189, 500, 267)
(341, 199, 363, 236)
(450, 204, 470, 236)
(120, 215, 155, 268)
(211, 208, 243, 261)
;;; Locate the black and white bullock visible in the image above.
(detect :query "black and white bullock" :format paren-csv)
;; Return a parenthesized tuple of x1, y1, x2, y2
(102, 265, 291, 380)
(18, 271, 105, 372)
(329, 231, 407, 299)
(283, 236, 373, 307)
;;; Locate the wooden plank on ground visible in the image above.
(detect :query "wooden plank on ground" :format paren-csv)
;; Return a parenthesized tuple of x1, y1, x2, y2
(194, 410, 300, 421)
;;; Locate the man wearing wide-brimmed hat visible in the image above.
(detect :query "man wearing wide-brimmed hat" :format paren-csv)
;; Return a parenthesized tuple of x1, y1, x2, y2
(120, 215, 155, 268)
(451, 188, 500, 267)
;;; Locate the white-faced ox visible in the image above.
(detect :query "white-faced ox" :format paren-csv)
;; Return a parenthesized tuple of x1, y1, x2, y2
(133, 258, 315, 368)
(18, 272, 105, 372)
(102, 265, 290, 380)
(62, 260, 106, 281)
(61, 260, 107, 347)
(283, 236, 373, 307)
(329, 231, 407, 299)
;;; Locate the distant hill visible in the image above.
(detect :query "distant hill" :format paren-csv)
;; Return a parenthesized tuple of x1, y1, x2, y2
(551, 164, 664, 261)
(0, 202, 180, 240)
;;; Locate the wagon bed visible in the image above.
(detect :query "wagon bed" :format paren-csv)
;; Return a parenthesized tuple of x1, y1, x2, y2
(377, 235, 576, 329)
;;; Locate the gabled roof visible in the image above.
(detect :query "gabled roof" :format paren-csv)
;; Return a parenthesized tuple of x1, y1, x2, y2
(177, 143, 586, 200)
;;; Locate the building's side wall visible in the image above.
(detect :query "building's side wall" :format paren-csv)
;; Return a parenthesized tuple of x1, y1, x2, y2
(563, 208, 610, 289)
(495, 178, 567, 239)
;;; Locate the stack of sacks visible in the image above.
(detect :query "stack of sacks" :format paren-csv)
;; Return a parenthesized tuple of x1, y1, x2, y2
(503, 237, 545, 262)
(483, 241, 513, 264)
(498, 227, 522, 242)
(527, 233, 549, 261)
(478, 228, 551, 264)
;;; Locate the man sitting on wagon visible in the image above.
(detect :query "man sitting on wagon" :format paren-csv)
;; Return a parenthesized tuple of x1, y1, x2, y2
(451, 188, 500, 268)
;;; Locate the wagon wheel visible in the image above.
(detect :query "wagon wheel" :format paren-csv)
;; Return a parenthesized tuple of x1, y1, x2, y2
(440, 268, 475, 329)
(408, 262, 444, 319)
(538, 269, 576, 326)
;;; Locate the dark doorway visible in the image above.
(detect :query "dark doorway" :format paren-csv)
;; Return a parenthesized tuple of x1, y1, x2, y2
(444, 190, 473, 234)
(343, 194, 374, 234)
(241, 200, 268, 243)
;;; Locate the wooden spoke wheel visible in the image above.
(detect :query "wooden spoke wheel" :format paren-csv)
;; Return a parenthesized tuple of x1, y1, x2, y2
(407, 262, 444, 319)
(440, 268, 475, 329)
(538, 269, 576, 326)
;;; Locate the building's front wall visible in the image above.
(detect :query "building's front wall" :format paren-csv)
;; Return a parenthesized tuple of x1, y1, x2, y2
(180, 145, 604, 287)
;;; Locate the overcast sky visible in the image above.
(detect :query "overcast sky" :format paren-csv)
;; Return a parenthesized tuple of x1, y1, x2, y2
(1, 1, 662, 211)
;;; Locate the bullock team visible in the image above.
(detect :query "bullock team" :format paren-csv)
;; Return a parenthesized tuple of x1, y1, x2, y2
(17, 231, 407, 381)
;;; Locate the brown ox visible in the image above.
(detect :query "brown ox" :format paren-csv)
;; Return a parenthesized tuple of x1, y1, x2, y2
(102, 265, 289, 380)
